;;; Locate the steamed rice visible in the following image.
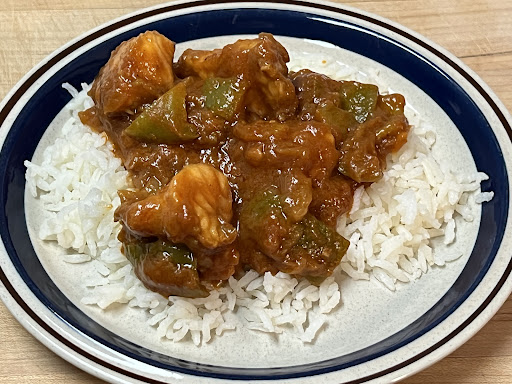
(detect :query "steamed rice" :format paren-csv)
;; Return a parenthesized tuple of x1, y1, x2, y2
(24, 57, 492, 345)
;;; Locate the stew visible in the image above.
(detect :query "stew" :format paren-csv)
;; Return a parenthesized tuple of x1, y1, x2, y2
(80, 31, 409, 298)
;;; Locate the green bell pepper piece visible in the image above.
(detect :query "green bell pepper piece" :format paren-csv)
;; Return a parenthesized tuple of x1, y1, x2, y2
(123, 239, 208, 298)
(316, 103, 357, 143)
(124, 240, 196, 268)
(240, 189, 349, 277)
(203, 77, 245, 121)
(291, 214, 349, 265)
(339, 82, 379, 124)
(125, 81, 198, 144)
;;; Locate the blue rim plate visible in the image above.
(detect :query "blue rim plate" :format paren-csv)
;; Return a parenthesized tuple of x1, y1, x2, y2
(1, 1, 512, 383)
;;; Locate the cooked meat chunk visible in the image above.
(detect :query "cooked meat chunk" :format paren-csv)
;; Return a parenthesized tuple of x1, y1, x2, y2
(309, 175, 356, 227)
(338, 118, 383, 183)
(291, 69, 344, 121)
(90, 31, 175, 116)
(175, 33, 298, 121)
(116, 163, 237, 249)
(233, 120, 339, 183)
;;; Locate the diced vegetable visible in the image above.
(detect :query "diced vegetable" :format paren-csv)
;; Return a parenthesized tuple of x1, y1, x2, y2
(286, 214, 350, 277)
(315, 102, 356, 144)
(125, 81, 198, 144)
(125, 240, 196, 267)
(240, 175, 312, 234)
(246, 190, 284, 219)
(376, 118, 410, 153)
(339, 82, 379, 123)
(123, 239, 208, 298)
(203, 77, 245, 121)
(239, 189, 348, 278)
(239, 189, 291, 256)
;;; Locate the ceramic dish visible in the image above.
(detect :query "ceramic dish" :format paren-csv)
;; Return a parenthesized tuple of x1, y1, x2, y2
(1, 1, 511, 383)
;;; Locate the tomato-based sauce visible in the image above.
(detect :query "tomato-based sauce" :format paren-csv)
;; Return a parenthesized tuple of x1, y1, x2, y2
(80, 31, 410, 298)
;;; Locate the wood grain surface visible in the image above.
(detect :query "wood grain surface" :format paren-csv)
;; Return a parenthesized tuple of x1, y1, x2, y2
(1, 0, 512, 383)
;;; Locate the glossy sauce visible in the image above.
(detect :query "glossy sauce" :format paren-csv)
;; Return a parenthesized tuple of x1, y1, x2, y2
(80, 31, 410, 298)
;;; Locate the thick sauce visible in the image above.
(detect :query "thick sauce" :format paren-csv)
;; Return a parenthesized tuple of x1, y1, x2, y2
(80, 31, 409, 298)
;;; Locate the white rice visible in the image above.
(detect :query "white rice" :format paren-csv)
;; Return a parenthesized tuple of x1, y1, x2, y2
(337, 126, 492, 290)
(24, 59, 492, 345)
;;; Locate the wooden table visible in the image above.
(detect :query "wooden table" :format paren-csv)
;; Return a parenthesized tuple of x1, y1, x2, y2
(1, 0, 512, 382)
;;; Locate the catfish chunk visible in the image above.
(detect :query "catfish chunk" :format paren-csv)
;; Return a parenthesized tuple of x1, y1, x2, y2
(90, 31, 175, 116)
(291, 69, 344, 121)
(116, 163, 237, 249)
(233, 120, 339, 183)
(175, 33, 298, 121)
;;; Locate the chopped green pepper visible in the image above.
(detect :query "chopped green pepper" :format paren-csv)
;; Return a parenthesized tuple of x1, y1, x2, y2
(123, 239, 208, 298)
(125, 81, 198, 144)
(240, 183, 310, 231)
(239, 189, 349, 278)
(245, 189, 284, 220)
(239, 189, 291, 254)
(284, 214, 349, 277)
(315, 102, 357, 144)
(203, 77, 245, 121)
(339, 82, 379, 123)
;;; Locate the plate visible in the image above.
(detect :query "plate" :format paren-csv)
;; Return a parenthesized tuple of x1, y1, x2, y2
(1, 1, 511, 383)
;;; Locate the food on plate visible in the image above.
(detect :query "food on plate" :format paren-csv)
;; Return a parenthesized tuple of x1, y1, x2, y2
(25, 32, 492, 344)
(78, 31, 410, 298)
